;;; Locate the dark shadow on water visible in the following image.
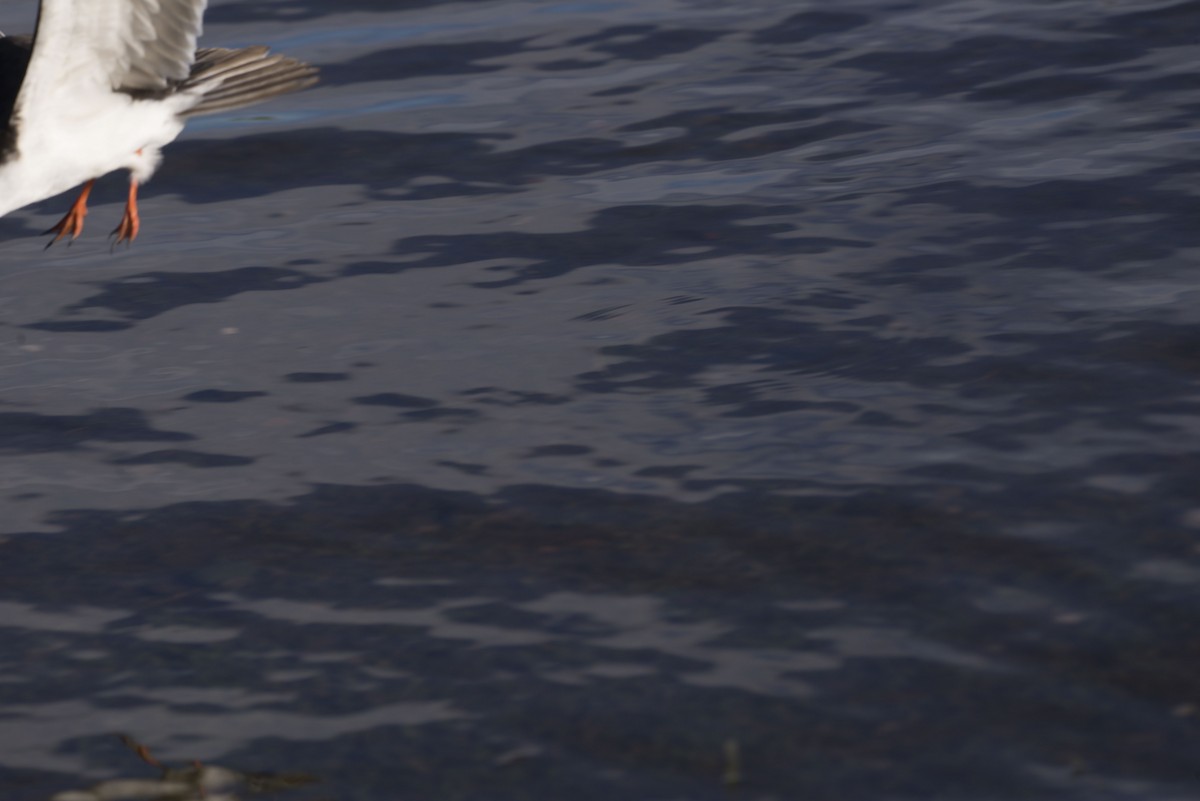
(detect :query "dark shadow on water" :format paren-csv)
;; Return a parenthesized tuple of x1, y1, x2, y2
(161, 99, 877, 204)
(0, 409, 192, 454)
(457, 387, 570, 407)
(835, 35, 1138, 101)
(23, 197, 858, 336)
(481, 106, 877, 175)
(353, 392, 437, 409)
(107, 449, 257, 468)
(284, 372, 351, 383)
(182, 390, 270, 403)
(346, 202, 868, 287)
(573, 303, 1200, 439)
(1, 476, 1198, 800)
(23, 319, 135, 333)
(563, 25, 727, 61)
(1089, 0, 1200, 47)
(297, 421, 358, 438)
(315, 38, 538, 86)
(0, 214, 44, 242)
(575, 306, 968, 393)
(206, 0, 498, 23)
(26, 266, 326, 326)
(160, 129, 515, 204)
(833, 2, 1200, 108)
(751, 11, 870, 44)
(888, 171, 1200, 274)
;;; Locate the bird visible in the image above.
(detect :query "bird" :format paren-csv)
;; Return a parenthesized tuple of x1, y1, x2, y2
(50, 735, 320, 801)
(0, 0, 317, 248)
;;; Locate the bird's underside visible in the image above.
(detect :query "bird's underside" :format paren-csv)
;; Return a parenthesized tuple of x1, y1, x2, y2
(41, 44, 315, 248)
(0, 0, 317, 248)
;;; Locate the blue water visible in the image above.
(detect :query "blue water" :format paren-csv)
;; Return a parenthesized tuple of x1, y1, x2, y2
(1, 0, 1198, 799)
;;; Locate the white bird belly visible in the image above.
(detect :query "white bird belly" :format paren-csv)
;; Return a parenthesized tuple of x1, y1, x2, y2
(0, 91, 187, 216)
(42, 91, 184, 183)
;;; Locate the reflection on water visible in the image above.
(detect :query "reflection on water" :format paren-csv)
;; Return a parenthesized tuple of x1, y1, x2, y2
(0, 0, 1198, 799)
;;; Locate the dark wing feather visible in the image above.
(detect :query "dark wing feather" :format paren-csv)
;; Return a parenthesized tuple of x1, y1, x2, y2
(0, 35, 32, 160)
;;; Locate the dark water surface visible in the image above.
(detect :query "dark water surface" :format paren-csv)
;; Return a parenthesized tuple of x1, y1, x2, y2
(1, 0, 1198, 798)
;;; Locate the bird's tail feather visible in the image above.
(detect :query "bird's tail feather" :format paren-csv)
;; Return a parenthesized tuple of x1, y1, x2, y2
(180, 47, 317, 117)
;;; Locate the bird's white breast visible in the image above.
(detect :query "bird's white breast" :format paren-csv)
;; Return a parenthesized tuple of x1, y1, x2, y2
(0, 91, 187, 217)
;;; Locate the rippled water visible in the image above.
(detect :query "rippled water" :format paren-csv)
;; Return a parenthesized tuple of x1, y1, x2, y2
(1, 0, 1198, 798)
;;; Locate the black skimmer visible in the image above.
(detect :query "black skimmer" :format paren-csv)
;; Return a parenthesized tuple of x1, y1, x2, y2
(0, 0, 317, 247)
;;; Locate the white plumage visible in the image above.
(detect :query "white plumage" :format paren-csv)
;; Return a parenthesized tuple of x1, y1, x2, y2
(0, 0, 316, 245)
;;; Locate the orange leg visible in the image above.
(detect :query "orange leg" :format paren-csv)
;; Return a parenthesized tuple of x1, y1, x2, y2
(43, 179, 95, 248)
(111, 179, 141, 246)
(118, 734, 163, 768)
